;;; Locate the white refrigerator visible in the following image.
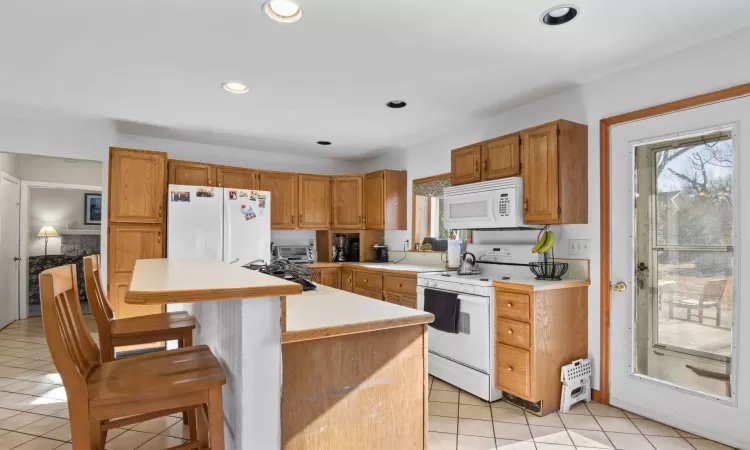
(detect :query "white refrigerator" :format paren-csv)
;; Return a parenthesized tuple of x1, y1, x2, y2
(166, 184, 279, 450)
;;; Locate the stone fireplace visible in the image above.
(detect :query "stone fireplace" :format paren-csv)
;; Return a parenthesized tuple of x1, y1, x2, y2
(60, 233, 101, 257)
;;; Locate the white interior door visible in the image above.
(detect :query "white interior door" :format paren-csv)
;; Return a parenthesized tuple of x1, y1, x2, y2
(610, 95, 749, 448)
(0, 174, 21, 329)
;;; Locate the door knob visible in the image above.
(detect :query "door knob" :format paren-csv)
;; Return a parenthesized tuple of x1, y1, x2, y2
(611, 281, 627, 292)
(13, 256, 21, 261)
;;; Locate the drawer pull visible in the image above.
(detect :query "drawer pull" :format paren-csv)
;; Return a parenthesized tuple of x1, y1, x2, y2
(397, 284, 403, 288)
(507, 366, 513, 372)
(507, 302, 513, 308)
(364, 279, 368, 282)
(507, 329, 513, 334)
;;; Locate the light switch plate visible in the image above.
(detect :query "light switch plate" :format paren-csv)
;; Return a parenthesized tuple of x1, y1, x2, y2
(568, 239, 590, 258)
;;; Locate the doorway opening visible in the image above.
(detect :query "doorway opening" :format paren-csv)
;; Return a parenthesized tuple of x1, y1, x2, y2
(633, 128, 734, 399)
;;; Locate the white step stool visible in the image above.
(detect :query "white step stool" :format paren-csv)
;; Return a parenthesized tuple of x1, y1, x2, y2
(560, 358, 592, 413)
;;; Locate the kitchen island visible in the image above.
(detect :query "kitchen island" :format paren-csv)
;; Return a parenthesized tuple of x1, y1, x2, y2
(126, 259, 434, 450)
(281, 284, 434, 449)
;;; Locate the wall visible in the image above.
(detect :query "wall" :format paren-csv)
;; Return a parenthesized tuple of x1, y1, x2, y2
(0, 151, 19, 178)
(362, 26, 750, 388)
(28, 188, 101, 256)
(19, 154, 102, 185)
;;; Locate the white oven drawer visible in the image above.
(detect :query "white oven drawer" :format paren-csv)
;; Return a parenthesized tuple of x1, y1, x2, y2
(418, 287, 490, 373)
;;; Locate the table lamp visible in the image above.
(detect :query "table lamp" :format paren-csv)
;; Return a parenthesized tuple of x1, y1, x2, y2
(37, 226, 59, 256)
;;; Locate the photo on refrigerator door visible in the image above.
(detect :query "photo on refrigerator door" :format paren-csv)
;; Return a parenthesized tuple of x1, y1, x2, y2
(258, 195, 266, 208)
(171, 191, 190, 202)
(196, 187, 215, 198)
(240, 204, 256, 220)
(228, 190, 237, 200)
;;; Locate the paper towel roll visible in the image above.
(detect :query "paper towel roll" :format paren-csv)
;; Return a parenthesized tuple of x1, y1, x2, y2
(447, 239, 461, 268)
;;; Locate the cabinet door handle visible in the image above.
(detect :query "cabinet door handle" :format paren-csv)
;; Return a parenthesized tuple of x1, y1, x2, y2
(157, 231, 161, 244)
(158, 205, 162, 218)
(523, 199, 529, 211)
(208, 176, 212, 186)
(484, 159, 488, 173)
(291, 215, 295, 225)
(475, 160, 479, 173)
(299, 214, 302, 224)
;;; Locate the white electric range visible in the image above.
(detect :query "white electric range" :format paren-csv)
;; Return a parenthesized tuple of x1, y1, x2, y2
(417, 244, 538, 401)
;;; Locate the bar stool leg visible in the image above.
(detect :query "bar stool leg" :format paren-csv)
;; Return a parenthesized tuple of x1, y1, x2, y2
(180, 331, 193, 425)
(208, 387, 224, 450)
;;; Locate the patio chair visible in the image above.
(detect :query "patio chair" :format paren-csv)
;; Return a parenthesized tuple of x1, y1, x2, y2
(669, 279, 727, 326)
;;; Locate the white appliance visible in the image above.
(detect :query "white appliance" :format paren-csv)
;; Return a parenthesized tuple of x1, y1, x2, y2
(167, 184, 271, 265)
(443, 177, 525, 230)
(417, 244, 536, 401)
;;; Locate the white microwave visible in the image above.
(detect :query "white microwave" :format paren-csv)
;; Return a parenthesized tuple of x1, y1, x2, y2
(443, 177, 525, 229)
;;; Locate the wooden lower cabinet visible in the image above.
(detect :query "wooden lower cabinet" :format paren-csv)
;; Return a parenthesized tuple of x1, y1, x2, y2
(384, 293, 417, 309)
(354, 288, 382, 300)
(341, 269, 354, 292)
(317, 268, 341, 289)
(354, 271, 383, 292)
(494, 285, 588, 415)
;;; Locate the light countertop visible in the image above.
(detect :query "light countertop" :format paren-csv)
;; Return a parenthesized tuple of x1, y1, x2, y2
(493, 278, 591, 292)
(125, 258, 303, 305)
(282, 284, 434, 344)
(308, 262, 446, 276)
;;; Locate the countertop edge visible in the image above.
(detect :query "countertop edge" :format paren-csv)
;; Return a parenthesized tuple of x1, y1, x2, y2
(492, 279, 591, 292)
(307, 262, 446, 276)
(282, 312, 435, 344)
(125, 283, 304, 305)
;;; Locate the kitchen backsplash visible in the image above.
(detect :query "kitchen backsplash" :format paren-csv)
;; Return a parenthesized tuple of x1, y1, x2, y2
(271, 230, 315, 247)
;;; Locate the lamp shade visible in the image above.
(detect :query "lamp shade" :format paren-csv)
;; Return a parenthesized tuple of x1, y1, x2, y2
(37, 226, 59, 237)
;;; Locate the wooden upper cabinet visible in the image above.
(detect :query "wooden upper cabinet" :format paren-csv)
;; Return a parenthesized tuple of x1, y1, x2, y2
(109, 148, 166, 223)
(332, 176, 363, 229)
(259, 171, 298, 229)
(298, 174, 331, 229)
(363, 170, 407, 230)
(216, 166, 258, 190)
(168, 160, 216, 187)
(521, 120, 587, 225)
(363, 171, 385, 230)
(451, 145, 482, 185)
(483, 134, 520, 180)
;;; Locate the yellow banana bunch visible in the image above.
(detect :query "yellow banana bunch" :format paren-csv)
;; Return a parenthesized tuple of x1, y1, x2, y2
(532, 229, 556, 254)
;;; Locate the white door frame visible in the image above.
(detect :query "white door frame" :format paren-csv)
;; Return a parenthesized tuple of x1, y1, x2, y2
(19, 180, 102, 319)
(0, 172, 21, 327)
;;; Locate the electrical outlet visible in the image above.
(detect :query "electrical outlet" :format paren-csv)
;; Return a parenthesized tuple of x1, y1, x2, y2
(568, 239, 590, 258)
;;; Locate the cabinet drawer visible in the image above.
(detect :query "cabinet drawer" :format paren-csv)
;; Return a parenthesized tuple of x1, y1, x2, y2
(383, 275, 416, 296)
(495, 343, 531, 399)
(496, 291, 530, 322)
(400, 294, 417, 309)
(354, 271, 383, 291)
(496, 317, 530, 349)
(355, 288, 382, 300)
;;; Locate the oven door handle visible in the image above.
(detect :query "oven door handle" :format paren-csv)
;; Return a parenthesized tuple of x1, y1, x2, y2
(457, 294, 489, 306)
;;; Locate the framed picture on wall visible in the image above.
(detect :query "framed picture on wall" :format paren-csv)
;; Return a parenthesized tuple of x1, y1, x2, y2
(84, 193, 102, 225)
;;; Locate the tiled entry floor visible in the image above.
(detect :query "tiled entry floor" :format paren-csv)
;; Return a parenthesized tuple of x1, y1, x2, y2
(0, 317, 189, 450)
(0, 317, 735, 450)
(427, 376, 735, 450)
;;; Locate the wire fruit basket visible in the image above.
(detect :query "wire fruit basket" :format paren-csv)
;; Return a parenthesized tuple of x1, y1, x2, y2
(528, 227, 568, 280)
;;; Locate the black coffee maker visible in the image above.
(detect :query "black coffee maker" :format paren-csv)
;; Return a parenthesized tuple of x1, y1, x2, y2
(373, 244, 388, 263)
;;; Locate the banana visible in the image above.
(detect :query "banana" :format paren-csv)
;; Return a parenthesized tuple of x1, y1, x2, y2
(532, 230, 549, 253)
(538, 230, 556, 254)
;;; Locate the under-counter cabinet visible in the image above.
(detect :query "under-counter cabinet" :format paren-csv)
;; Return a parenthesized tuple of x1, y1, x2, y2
(316, 267, 341, 289)
(451, 145, 483, 185)
(216, 165, 258, 189)
(259, 170, 299, 229)
(521, 120, 587, 224)
(298, 174, 331, 229)
(494, 282, 588, 415)
(363, 170, 407, 230)
(332, 175, 364, 229)
(167, 160, 216, 186)
(109, 148, 167, 223)
(341, 269, 354, 292)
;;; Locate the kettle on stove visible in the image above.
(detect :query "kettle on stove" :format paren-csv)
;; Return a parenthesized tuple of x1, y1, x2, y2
(457, 252, 482, 275)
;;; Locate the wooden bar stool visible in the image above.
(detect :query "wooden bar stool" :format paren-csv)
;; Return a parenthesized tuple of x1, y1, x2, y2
(40, 264, 226, 450)
(83, 254, 196, 363)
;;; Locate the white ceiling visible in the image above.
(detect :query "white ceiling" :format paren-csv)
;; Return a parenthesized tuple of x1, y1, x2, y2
(2, 0, 749, 160)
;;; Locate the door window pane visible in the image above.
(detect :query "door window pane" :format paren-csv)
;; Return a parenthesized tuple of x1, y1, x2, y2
(634, 130, 734, 399)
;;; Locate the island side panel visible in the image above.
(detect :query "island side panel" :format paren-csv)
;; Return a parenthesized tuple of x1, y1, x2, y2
(191, 296, 283, 450)
(282, 325, 427, 450)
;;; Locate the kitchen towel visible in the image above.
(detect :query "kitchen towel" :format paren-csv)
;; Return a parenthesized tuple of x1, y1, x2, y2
(424, 288, 460, 334)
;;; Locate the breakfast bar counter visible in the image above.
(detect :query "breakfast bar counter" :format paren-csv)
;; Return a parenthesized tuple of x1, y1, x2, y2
(281, 285, 434, 450)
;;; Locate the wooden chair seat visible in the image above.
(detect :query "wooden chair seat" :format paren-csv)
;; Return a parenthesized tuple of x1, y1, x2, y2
(88, 345, 224, 410)
(110, 311, 196, 340)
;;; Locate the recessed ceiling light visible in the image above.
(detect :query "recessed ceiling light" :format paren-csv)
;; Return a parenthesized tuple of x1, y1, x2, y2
(540, 5, 579, 26)
(317, 141, 331, 146)
(386, 100, 407, 109)
(263, 0, 302, 23)
(222, 81, 249, 94)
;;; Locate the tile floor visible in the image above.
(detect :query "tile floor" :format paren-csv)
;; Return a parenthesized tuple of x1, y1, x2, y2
(0, 316, 736, 449)
(426, 377, 736, 450)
